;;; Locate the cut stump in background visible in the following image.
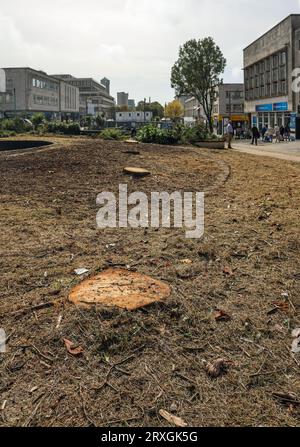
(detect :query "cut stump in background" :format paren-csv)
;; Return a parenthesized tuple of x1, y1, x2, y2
(69, 268, 171, 311)
(123, 167, 150, 177)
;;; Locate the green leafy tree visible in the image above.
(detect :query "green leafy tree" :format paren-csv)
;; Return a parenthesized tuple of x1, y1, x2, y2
(171, 37, 226, 133)
(136, 101, 164, 119)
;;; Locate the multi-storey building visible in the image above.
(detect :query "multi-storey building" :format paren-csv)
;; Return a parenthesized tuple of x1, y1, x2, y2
(52, 75, 115, 118)
(128, 99, 136, 110)
(244, 14, 300, 134)
(213, 83, 247, 134)
(0, 67, 79, 119)
(117, 92, 129, 107)
(183, 96, 205, 123)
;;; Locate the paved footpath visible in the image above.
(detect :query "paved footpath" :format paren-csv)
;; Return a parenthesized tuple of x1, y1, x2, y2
(233, 140, 300, 163)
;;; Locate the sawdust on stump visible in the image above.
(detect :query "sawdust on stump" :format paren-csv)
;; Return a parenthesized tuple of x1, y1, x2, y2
(69, 268, 171, 310)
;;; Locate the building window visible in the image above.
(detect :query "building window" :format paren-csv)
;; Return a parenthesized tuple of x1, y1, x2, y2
(233, 104, 243, 112)
(273, 54, 279, 68)
(281, 52, 286, 65)
(280, 67, 286, 80)
(272, 68, 278, 82)
(272, 83, 278, 96)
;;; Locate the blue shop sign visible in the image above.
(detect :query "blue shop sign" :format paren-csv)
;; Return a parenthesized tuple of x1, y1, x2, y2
(273, 102, 288, 111)
(256, 104, 272, 112)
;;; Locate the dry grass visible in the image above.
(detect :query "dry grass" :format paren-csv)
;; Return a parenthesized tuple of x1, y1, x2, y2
(0, 137, 299, 427)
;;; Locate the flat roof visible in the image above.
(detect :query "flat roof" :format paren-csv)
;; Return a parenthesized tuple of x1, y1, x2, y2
(220, 83, 244, 86)
(243, 14, 300, 51)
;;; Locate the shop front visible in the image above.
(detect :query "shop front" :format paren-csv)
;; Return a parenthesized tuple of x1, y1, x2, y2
(252, 102, 292, 130)
(214, 114, 249, 136)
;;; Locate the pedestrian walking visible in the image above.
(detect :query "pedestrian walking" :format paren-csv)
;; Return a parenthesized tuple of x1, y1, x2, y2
(285, 123, 291, 142)
(251, 125, 260, 146)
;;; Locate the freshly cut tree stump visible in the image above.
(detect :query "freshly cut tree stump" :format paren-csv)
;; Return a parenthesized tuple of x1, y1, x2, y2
(123, 167, 150, 177)
(69, 268, 171, 311)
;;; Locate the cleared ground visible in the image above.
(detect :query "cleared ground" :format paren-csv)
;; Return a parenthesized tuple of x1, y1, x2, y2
(0, 137, 299, 427)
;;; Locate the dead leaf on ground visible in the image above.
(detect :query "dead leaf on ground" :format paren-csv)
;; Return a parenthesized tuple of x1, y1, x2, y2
(180, 259, 193, 265)
(215, 310, 231, 322)
(271, 301, 290, 313)
(206, 359, 231, 379)
(63, 339, 84, 356)
(159, 409, 188, 427)
(223, 266, 233, 276)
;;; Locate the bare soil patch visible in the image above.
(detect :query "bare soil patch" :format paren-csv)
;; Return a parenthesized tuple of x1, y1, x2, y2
(0, 137, 299, 427)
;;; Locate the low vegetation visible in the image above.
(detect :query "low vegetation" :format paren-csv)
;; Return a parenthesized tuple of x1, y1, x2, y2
(99, 128, 126, 140)
(137, 123, 223, 145)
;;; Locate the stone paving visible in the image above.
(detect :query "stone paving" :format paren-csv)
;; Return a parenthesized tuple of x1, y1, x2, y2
(232, 139, 300, 162)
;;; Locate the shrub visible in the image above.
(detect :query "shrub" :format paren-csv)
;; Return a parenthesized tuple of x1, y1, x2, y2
(0, 117, 31, 133)
(99, 128, 125, 140)
(180, 123, 210, 143)
(0, 130, 17, 138)
(45, 121, 80, 135)
(31, 113, 44, 129)
(136, 124, 179, 145)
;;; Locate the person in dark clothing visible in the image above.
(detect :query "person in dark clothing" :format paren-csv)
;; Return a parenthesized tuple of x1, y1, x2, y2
(251, 126, 260, 146)
(261, 126, 268, 141)
(285, 123, 291, 141)
(280, 126, 285, 141)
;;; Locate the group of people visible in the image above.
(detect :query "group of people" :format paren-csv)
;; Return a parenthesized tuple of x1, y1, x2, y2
(226, 120, 292, 148)
(251, 123, 291, 145)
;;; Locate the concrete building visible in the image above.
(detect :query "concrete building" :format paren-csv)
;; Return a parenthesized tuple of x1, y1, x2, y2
(101, 77, 110, 95)
(213, 83, 247, 134)
(244, 14, 300, 134)
(0, 67, 79, 119)
(116, 111, 153, 124)
(117, 92, 129, 107)
(52, 75, 115, 118)
(183, 96, 205, 123)
(128, 99, 135, 110)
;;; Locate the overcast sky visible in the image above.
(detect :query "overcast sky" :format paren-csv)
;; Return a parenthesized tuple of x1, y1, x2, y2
(1, 0, 300, 104)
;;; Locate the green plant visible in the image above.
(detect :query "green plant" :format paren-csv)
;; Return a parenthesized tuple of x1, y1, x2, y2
(0, 130, 17, 138)
(99, 128, 125, 140)
(0, 117, 31, 133)
(31, 113, 44, 129)
(180, 123, 210, 143)
(136, 124, 180, 145)
(45, 121, 80, 135)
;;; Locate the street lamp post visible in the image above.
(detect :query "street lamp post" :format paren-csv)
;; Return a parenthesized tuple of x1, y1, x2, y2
(13, 88, 17, 117)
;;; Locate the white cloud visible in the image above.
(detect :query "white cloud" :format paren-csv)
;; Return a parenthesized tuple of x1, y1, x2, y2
(0, 0, 299, 103)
